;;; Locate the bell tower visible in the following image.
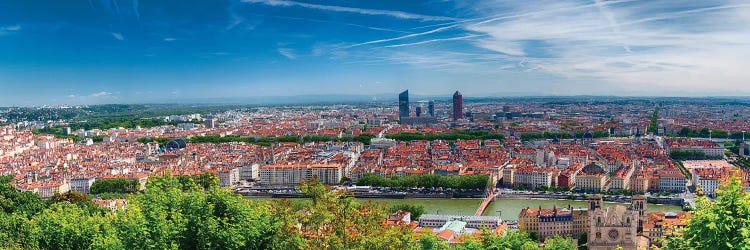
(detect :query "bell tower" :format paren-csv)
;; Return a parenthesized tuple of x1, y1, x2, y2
(589, 194, 603, 211)
(631, 195, 647, 233)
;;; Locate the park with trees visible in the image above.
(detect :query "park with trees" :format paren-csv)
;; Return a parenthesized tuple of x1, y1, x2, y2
(356, 173, 489, 190)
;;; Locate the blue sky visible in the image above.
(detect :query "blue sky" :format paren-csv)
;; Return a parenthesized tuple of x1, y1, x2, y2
(1, 0, 749, 105)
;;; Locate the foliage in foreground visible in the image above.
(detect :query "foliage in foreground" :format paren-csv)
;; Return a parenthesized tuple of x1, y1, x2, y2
(664, 177, 750, 249)
(0, 174, 578, 250)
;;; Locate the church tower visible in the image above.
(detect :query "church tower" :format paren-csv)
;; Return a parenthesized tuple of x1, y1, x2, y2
(589, 194, 603, 211)
(631, 195, 647, 233)
(588, 194, 641, 250)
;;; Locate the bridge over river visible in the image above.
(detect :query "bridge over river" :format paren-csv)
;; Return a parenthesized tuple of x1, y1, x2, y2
(475, 191, 496, 216)
(475, 175, 498, 216)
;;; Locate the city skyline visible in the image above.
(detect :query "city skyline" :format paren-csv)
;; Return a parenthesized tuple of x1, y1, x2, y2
(1, 0, 750, 106)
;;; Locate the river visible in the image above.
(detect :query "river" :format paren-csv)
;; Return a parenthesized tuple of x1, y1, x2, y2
(247, 197, 682, 220)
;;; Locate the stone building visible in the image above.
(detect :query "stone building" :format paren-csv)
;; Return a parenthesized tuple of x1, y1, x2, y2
(587, 194, 646, 250)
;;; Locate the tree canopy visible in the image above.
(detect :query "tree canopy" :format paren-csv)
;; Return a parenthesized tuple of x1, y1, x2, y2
(0, 174, 581, 250)
(664, 177, 750, 249)
(356, 173, 489, 190)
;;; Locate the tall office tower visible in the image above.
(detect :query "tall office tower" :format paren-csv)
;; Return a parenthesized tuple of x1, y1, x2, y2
(428, 100, 435, 117)
(415, 106, 422, 117)
(452, 91, 463, 120)
(398, 90, 409, 118)
(204, 118, 217, 129)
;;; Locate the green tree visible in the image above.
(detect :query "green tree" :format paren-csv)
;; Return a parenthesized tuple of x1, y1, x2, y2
(0, 175, 48, 218)
(419, 232, 450, 250)
(0, 212, 38, 249)
(543, 235, 576, 250)
(664, 177, 750, 249)
(272, 178, 418, 249)
(648, 107, 659, 134)
(33, 202, 116, 250)
(90, 178, 140, 194)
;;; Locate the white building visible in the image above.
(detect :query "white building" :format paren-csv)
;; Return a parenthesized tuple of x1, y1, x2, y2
(514, 167, 555, 189)
(659, 173, 687, 192)
(260, 164, 344, 186)
(70, 177, 96, 193)
(32, 182, 71, 199)
(610, 166, 634, 191)
(418, 214, 502, 229)
(691, 168, 731, 196)
(218, 166, 241, 187)
(240, 163, 260, 181)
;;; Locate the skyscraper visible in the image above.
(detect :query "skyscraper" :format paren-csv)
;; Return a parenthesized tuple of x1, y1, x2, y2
(452, 91, 463, 120)
(428, 100, 435, 117)
(399, 90, 409, 118)
(415, 106, 422, 117)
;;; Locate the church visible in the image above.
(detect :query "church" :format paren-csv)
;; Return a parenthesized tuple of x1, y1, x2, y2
(587, 194, 647, 250)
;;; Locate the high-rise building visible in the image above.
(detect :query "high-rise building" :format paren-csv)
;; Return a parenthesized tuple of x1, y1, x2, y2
(428, 100, 435, 117)
(415, 106, 422, 117)
(452, 91, 463, 120)
(204, 118, 217, 129)
(398, 90, 409, 118)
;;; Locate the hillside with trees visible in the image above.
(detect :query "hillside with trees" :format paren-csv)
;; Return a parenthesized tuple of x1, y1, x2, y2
(0, 174, 579, 250)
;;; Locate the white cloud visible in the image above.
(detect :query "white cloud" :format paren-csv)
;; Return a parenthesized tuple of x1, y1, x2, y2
(111, 32, 124, 40)
(384, 34, 481, 48)
(349, 1, 750, 94)
(347, 25, 458, 48)
(1, 25, 21, 31)
(90, 91, 112, 97)
(65, 92, 115, 104)
(242, 0, 455, 21)
(163, 37, 175, 42)
(465, 1, 750, 91)
(278, 48, 297, 59)
(0, 25, 21, 36)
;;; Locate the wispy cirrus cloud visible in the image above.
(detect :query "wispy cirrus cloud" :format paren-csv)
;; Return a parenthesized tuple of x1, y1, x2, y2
(277, 48, 297, 59)
(347, 24, 459, 48)
(241, 0, 456, 21)
(1, 25, 21, 31)
(333, 0, 750, 94)
(0, 25, 21, 35)
(384, 34, 481, 48)
(458, 0, 750, 91)
(111, 32, 124, 40)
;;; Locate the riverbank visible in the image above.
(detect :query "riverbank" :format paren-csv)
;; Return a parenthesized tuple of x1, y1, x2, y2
(239, 190, 486, 199)
(244, 197, 683, 220)
(240, 189, 684, 206)
(496, 192, 685, 206)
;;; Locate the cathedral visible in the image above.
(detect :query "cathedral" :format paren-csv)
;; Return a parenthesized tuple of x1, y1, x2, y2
(587, 195, 647, 250)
